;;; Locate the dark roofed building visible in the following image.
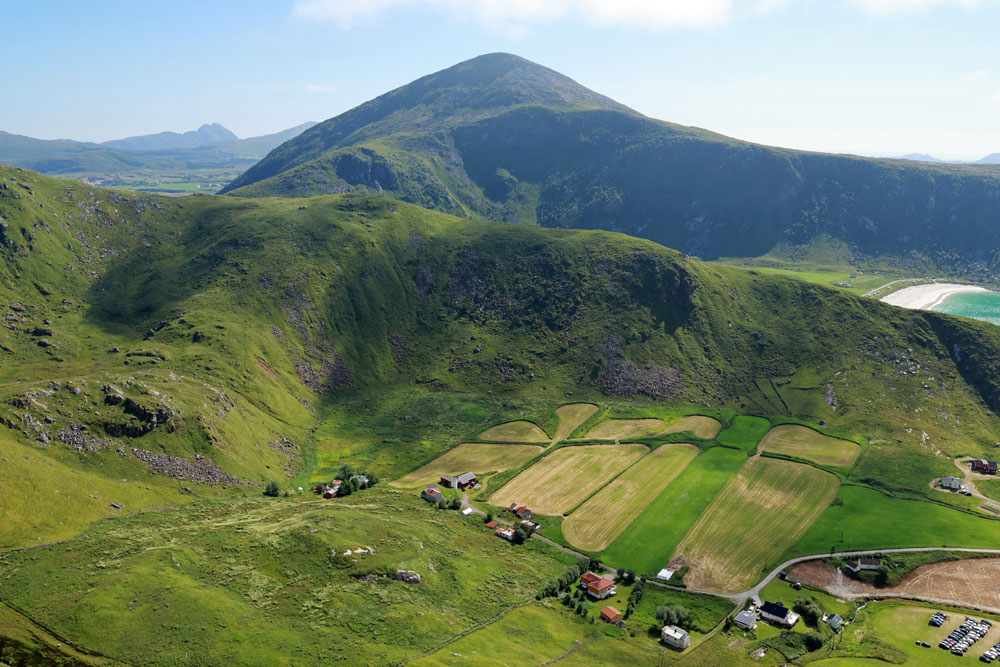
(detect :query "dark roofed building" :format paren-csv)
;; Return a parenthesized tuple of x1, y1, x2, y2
(827, 614, 844, 632)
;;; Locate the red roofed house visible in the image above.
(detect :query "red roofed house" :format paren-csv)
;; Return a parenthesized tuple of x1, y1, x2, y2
(971, 460, 998, 474)
(580, 571, 617, 599)
(601, 606, 623, 623)
(495, 527, 515, 541)
(323, 480, 343, 499)
(484, 520, 498, 529)
(507, 503, 533, 519)
(421, 487, 443, 503)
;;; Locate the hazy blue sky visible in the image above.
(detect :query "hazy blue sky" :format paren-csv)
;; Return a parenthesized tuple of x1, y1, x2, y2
(3, 0, 999, 159)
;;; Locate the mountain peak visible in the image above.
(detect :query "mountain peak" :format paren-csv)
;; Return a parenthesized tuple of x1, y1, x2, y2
(221, 53, 631, 193)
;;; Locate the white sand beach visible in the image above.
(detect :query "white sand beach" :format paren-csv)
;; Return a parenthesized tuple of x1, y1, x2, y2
(880, 283, 991, 310)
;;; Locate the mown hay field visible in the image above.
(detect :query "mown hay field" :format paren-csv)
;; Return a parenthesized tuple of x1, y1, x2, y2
(585, 419, 664, 440)
(759, 424, 861, 467)
(602, 446, 747, 575)
(672, 457, 839, 592)
(479, 420, 550, 442)
(490, 444, 648, 515)
(553, 403, 598, 442)
(390, 443, 544, 489)
(655, 415, 722, 439)
(562, 444, 700, 551)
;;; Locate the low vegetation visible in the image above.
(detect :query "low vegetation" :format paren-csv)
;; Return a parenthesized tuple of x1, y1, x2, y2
(759, 424, 861, 468)
(390, 443, 543, 489)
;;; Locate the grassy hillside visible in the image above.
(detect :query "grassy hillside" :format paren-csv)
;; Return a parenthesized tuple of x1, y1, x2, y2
(5, 165, 1000, 662)
(221, 54, 1000, 273)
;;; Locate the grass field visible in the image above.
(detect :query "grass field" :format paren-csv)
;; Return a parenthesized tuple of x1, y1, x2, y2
(553, 403, 598, 442)
(585, 419, 665, 440)
(0, 488, 575, 666)
(479, 420, 550, 442)
(673, 458, 839, 592)
(794, 485, 1000, 555)
(410, 602, 658, 665)
(759, 424, 861, 468)
(490, 444, 648, 515)
(602, 446, 748, 574)
(656, 416, 722, 439)
(390, 443, 544, 488)
(717, 416, 772, 454)
(562, 444, 700, 551)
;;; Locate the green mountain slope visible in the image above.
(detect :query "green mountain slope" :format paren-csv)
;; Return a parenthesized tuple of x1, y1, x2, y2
(222, 53, 1000, 272)
(4, 163, 1000, 537)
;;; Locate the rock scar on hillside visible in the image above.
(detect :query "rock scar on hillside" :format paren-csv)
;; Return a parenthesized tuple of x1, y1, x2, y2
(597, 333, 682, 399)
(126, 448, 243, 487)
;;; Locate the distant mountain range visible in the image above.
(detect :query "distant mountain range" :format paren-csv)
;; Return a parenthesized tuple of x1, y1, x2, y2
(893, 152, 1000, 164)
(0, 122, 316, 176)
(220, 53, 1000, 273)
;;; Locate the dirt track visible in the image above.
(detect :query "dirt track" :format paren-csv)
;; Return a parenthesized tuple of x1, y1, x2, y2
(789, 558, 1000, 613)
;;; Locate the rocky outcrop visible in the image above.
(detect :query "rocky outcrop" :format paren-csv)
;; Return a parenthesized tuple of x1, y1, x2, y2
(392, 569, 421, 584)
(597, 333, 682, 399)
(127, 449, 242, 486)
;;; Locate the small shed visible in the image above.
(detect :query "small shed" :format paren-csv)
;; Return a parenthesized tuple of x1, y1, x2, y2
(484, 520, 498, 529)
(656, 568, 674, 581)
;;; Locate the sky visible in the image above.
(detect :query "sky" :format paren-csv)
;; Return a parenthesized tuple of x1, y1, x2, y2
(2, 0, 999, 159)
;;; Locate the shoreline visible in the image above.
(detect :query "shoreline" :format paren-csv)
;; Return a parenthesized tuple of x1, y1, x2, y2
(880, 283, 991, 311)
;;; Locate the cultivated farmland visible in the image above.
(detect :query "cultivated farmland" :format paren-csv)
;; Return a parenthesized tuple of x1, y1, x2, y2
(602, 446, 748, 575)
(585, 419, 664, 440)
(553, 403, 598, 442)
(479, 421, 550, 442)
(672, 457, 839, 592)
(490, 444, 648, 515)
(716, 415, 771, 453)
(655, 415, 722, 439)
(390, 443, 544, 489)
(562, 444, 700, 551)
(759, 424, 861, 467)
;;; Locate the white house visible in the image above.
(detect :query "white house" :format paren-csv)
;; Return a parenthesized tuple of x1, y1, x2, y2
(759, 601, 800, 628)
(941, 476, 963, 491)
(661, 625, 690, 649)
(845, 557, 881, 573)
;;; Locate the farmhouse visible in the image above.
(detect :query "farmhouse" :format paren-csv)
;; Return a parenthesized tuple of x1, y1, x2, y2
(495, 527, 515, 541)
(941, 476, 963, 491)
(580, 571, 617, 599)
(600, 606, 623, 624)
(661, 625, 690, 649)
(323, 480, 343, 499)
(507, 503, 533, 519)
(421, 487, 443, 503)
(845, 557, 881, 573)
(440, 472, 478, 490)
(759, 601, 800, 628)
(826, 614, 844, 632)
(733, 610, 757, 630)
(971, 460, 998, 474)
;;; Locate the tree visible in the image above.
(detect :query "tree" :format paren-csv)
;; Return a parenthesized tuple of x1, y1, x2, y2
(263, 480, 280, 497)
(793, 597, 823, 627)
(449, 498, 461, 510)
(314, 482, 325, 494)
(655, 604, 692, 628)
(437, 499, 448, 510)
(512, 528, 527, 544)
(624, 570, 636, 585)
(805, 632, 824, 651)
(485, 512, 494, 523)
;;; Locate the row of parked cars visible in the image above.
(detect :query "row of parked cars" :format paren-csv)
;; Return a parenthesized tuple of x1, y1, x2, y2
(938, 616, 992, 656)
(980, 640, 1000, 663)
(929, 611, 950, 628)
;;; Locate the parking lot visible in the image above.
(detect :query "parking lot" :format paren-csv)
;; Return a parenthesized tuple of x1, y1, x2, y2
(928, 612, 1000, 660)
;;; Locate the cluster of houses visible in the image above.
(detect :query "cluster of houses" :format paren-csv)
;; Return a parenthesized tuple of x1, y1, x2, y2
(971, 459, 998, 475)
(733, 602, 800, 631)
(316, 473, 369, 499)
(581, 571, 617, 599)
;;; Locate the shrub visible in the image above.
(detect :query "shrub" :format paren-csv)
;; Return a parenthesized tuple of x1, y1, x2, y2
(263, 481, 280, 497)
(805, 632, 824, 651)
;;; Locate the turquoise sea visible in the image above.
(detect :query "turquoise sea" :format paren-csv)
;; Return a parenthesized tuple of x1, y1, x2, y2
(933, 290, 1000, 326)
